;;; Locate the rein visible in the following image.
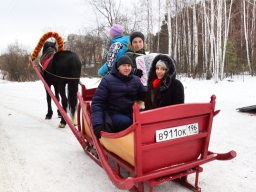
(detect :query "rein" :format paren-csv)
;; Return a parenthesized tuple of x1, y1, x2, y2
(38, 64, 80, 80)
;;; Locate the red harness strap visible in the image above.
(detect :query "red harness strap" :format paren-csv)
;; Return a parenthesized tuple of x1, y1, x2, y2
(41, 51, 54, 70)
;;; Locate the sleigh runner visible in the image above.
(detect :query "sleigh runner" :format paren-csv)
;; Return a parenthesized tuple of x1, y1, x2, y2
(29, 32, 236, 192)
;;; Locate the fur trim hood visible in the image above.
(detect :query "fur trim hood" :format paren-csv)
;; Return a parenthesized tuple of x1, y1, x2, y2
(147, 54, 177, 92)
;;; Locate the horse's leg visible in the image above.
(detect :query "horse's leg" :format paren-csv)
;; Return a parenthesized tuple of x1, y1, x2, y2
(45, 87, 53, 119)
(71, 113, 77, 126)
(67, 79, 79, 126)
(53, 85, 61, 118)
(58, 82, 67, 128)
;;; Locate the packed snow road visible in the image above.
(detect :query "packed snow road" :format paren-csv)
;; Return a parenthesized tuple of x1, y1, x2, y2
(0, 77, 255, 192)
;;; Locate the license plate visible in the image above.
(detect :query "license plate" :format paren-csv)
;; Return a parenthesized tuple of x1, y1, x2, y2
(156, 123, 199, 142)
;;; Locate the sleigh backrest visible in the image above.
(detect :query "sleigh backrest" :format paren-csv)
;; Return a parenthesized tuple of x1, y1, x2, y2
(80, 83, 96, 102)
(133, 95, 218, 174)
(78, 83, 96, 137)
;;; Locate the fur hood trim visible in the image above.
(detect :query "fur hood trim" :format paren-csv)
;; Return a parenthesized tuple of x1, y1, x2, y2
(127, 43, 147, 52)
(147, 54, 177, 92)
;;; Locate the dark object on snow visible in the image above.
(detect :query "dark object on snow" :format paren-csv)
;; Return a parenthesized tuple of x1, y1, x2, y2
(236, 105, 256, 114)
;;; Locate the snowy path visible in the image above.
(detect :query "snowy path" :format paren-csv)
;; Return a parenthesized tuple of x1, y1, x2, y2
(0, 77, 255, 192)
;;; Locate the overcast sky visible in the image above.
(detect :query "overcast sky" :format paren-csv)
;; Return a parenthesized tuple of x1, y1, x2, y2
(0, 0, 93, 53)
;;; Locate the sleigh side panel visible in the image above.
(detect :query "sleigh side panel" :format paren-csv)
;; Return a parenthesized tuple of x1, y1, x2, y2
(133, 96, 216, 174)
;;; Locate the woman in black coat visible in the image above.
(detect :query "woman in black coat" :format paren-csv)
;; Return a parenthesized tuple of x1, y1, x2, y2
(145, 54, 184, 110)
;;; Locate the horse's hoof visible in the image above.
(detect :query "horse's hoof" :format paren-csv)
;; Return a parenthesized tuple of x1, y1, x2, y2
(58, 115, 62, 118)
(45, 116, 52, 120)
(58, 123, 66, 128)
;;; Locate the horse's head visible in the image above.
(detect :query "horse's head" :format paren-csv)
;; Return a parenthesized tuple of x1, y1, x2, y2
(42, 41, 57, 55)
(40, 41, 57, 70)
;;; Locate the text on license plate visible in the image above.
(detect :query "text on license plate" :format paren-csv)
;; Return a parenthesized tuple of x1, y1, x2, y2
(156, 123, 199, 142)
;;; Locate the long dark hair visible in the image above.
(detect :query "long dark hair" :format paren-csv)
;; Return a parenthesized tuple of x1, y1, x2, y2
(145, 80, 164, 109)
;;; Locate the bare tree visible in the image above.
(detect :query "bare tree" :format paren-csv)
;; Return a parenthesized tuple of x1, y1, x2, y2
(173, 0, 178, 61)
(243, 0, 253, 75)
(0, 42, 37, 81)
(192, 1, 198, 78)
(157, 0, 161, 52)
(87, 0, 122, 27)
(250, 0, 256, 74)
(166, 0, 173, 56)
(214, 0, 222, 83)
(146, 0, 153, 52)
(209, 0, 215, 80)
(186, 6, 192, 75)
(220, 0, 234, 80)
(201, 0, 209, 77)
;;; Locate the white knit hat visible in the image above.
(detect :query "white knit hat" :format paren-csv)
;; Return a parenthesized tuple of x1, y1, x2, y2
(156, 60, 167, 69)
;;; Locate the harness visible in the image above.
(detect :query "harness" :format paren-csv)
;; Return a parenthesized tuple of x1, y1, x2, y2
(40, 51, 54, 70)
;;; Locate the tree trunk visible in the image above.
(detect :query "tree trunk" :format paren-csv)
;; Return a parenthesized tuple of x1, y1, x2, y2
(186, 7, 192, 76)
(167, 0, 172, 56)
(192, 1, 198, 79)
(209, 0, 215, 80)
(220, 0, 234, 80)
(243, 0, 252, 74)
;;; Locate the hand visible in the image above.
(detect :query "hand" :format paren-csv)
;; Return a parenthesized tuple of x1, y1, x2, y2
(134, 69, 143, 78)
(93, 125, 104, 139)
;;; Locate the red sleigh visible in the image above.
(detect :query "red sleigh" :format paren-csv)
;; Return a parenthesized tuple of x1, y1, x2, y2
(29, 56, 236, 191)
(76, 82, 236, 192)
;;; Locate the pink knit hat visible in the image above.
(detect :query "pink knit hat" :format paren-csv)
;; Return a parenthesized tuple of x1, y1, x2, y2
(110, 24, 124, 37)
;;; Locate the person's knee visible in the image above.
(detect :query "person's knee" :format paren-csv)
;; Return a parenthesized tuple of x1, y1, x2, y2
(117, 119, 132, 132)
(111, 114, 132, 132)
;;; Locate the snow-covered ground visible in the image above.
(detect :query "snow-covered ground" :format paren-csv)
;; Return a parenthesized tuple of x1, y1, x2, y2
(0, 75, 255, 192)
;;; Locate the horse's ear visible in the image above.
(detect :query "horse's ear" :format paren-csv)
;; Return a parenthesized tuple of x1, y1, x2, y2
(54, 42, 57, 51)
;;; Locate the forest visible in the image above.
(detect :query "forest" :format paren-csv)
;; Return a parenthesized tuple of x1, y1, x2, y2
(0, 0, 255, 83)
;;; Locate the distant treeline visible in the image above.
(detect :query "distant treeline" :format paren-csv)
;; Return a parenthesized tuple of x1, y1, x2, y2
(0, 0, 255, 82)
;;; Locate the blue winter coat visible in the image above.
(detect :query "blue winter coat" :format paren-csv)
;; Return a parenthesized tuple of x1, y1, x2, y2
(98, 35, 129, 76)
(91, 63, 147, 127)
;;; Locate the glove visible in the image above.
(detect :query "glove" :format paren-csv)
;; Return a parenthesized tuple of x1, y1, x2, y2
(93, 125, 104, 139)
(134, 68, 143, 78)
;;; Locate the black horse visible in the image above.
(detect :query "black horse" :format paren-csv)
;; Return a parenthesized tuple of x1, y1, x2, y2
(40, 41, 81, 128)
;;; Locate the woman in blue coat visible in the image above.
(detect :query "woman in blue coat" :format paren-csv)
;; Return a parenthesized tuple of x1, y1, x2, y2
(91, 55, 147, 139)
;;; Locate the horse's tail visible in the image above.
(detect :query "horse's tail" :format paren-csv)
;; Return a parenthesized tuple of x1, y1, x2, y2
(67, 79, 79, 117)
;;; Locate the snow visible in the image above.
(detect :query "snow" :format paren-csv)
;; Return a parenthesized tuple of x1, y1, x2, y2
(0, 75, 255, 192)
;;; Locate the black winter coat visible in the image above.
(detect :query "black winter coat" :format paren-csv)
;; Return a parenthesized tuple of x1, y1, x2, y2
(91, 63, 147, 127)
(145, 54, 184, 109)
